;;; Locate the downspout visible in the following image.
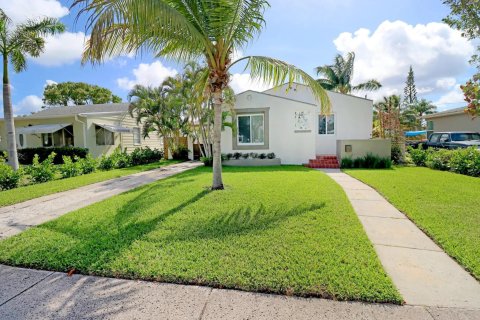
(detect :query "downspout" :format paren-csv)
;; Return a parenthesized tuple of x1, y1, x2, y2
(75, 115, 88, 148)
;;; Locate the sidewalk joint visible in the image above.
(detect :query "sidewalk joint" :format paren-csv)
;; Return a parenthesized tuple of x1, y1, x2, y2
(0, 271, 54, 308)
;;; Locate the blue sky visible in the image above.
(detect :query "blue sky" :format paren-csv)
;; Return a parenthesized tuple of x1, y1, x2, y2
(0, 0, 475, 116)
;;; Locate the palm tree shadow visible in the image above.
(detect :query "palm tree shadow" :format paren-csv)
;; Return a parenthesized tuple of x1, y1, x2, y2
(160, 202, 326, 243)
(40, 184, 211, 273)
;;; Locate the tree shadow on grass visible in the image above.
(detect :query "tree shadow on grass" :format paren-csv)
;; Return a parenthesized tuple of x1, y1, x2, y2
(37, 183, 211, 273)
(156, 202, 326, 243)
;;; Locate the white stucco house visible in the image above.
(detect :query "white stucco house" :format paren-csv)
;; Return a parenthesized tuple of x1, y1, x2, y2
(211, 83, 390, 167)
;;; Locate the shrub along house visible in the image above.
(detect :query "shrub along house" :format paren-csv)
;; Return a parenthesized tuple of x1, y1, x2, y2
(213, 83, 391, 167)
(0, 103, 162, 159)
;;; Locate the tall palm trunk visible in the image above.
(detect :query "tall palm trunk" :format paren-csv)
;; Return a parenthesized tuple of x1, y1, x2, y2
(2, 56, 19, 170)
(211, 88, 223, 190)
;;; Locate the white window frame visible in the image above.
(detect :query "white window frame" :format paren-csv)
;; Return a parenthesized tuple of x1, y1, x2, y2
(237, 113, 265, 146)
(318, 114, 335, 135)
(133, 127, 141, 145)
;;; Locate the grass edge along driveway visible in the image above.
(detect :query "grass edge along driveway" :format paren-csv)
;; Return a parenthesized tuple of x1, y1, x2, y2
(0, 166, 402, 304)
(345, 166, 480, 280)
(0, 160, 178, 207)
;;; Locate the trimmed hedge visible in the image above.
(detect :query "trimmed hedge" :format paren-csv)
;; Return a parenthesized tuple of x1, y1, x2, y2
(15, 147, 89, 165)
(407, 147, 480, 177)
(341, 153, 392, 169)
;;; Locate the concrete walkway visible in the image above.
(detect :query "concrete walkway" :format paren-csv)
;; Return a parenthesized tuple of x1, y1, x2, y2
(0, 161, 202, 240)
(1, 265, 479, 320)
(323, 169, 480, 309)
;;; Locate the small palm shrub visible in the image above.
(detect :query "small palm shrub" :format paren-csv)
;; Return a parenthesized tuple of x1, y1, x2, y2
(26, 153, 57, 184)
(0, 161, 23, 190)
(267, 152, 276, 159)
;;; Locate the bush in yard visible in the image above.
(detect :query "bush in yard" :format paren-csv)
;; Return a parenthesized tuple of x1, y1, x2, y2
(171, 145, 189, 160)
(59, 156, 82, 178)
(233, 152, 242, 160)
(353, 157, 364, 168)
(226, 153, 233, 160)
(17, 147, 88, 165)
(258, 153, 267, 159)
(77, 154, 97, 174)
(98, 154, 115, 171)
(241, 153, 249, 159)
(425, 149, 452, 171)
(267, 152, 276, 159)
(449, 147, 480, 177)
(408, 147, 427, 167)
(26, 153, 57, 184)
(391, 143, 404, 164)
(130, 147, 163, 165)
(341, 157, 354, 169)
(249, 152, 258, 159)
(201, 156, 213, 167)
(0, 161, 23, 190)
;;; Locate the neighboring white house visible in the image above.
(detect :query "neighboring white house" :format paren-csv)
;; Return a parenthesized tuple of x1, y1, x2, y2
(217, 83, 390, 165)
(0, 103, 162, 158)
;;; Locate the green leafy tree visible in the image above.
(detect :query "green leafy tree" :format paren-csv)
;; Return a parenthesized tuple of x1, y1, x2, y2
(315, 52, 382, 94)
(43, 81, 122, 107)
(410, 99, 437, 129)
(73, 0, 330, 190)
(403, 66, 417, 105)
(0, 10, 64, 170)
(443, 0, 480, 68)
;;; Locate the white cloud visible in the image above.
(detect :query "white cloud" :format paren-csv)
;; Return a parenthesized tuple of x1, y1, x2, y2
(30, 32, 88, 67)
(229, 73, 272, 93)
(434, 85, 465, 111)
(13, 95, 43, 116)
(0, 0, 69, 24)
(333, 20, 474, 102)
(436, 77, 456, 90)
(117, 61, 178, 90)
(45, 80, 57, 86)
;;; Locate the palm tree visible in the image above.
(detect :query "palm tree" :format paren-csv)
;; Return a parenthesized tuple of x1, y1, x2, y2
(316, 52, 382, 94)
(410, 99, 437, 129)
(0, 10, 64, 169)
(73, 0, 330, 190)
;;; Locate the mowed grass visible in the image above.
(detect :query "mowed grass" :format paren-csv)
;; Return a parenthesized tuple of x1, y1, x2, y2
(346, 167, 480, 280)
(0, 160, 178, 207)
(0, 166, 401, 303)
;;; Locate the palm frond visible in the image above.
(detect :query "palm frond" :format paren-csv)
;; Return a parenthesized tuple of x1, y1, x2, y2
(9, 49, 26, 73)
(353, 79, 382, 92)
(232, 55, 331, 114)
(73, 0, 211, 64)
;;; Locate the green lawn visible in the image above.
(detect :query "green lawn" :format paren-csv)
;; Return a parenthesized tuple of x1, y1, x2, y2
(0, 166, 401, 303)
(0, 160, 178, 207)
(346, 167, 480, 280)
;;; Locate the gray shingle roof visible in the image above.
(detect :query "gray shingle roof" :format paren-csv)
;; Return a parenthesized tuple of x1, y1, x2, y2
(16, 103, 130, 119)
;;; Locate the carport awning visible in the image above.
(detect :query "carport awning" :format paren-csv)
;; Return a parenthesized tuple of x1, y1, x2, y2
(17, 123, 71, 135)
(94, 123, 132, 133)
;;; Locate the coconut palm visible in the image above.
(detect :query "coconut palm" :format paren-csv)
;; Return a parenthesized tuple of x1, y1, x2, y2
(73, 0, 330, 190)
(316, 52, 382, 94)
(0, 10, 65, 169)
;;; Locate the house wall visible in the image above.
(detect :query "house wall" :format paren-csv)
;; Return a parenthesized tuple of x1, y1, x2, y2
(337, 139, 391, 160)
(263, 84, 373, 155)
(84, 113, 163, 158)
(221, 91, 317, 165)
(429, 113, 480, 132)
(0, 116, 85, 150)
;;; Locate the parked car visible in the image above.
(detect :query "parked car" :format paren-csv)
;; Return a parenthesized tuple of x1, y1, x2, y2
(423, 132, 480, 149)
